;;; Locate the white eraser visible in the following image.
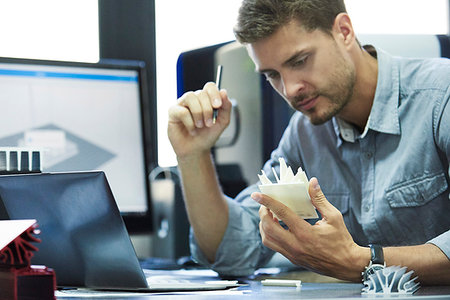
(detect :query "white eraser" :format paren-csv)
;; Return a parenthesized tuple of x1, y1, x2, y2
(261, 279, 302, 288)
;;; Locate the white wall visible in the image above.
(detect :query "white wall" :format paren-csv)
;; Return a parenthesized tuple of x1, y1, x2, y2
(0, 0, 99, 62)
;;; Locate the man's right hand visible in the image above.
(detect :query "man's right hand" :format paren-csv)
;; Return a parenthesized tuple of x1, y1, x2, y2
(167, 82, 232, 263)
(168, 82, 232, 159)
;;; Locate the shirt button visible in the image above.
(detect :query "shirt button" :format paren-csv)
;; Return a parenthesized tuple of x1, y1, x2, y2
(364, 204, 370, 212)
(365, 152, 373, 159)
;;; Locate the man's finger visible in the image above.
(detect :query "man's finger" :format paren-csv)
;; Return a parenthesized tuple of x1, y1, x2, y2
(258, 206, 294, 251)
(195, 89, 214, 127)
(204, 82, 222, 109)
(213, 89, 232, 126)
(251, 192, 308, 231)
(308, 177, 339, 220)
(168, 105, 197, 135)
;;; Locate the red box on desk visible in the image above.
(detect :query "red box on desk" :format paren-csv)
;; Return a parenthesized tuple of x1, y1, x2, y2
(0, 265, 55, 300)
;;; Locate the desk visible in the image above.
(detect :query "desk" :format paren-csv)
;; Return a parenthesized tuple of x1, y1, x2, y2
(55, 270, 450, 299)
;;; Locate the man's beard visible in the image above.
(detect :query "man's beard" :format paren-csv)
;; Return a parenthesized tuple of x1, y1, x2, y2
(292, 54, 356, 125)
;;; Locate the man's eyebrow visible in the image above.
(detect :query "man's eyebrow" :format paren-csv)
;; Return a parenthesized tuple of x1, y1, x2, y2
(282, 50, 308, 67)
(256, 49, 309, 74)
(256, 67, 275, 74)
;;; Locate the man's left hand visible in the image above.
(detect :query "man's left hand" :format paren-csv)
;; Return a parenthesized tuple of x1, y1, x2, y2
(251, 177, 368, 282)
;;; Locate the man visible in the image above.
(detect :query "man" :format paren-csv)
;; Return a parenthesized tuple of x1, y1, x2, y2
(168, 0, 450, 284)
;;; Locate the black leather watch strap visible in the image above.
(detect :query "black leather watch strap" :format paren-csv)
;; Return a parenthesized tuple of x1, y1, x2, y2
(369, 244, 384, 265)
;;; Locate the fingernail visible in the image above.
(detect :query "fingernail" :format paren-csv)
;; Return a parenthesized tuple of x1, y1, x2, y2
(310, 178, 320, 191)
(213, 98, 221, 107)
(251, 193, 261, 202)
(205, 119, 213, 127)
(196, 120, 203, 128)
(313, 181, 320, 191)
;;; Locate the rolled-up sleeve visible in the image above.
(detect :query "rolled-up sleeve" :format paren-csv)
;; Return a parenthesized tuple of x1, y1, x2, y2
(427, 231, 450, 259)
(429, 84, 450, 259)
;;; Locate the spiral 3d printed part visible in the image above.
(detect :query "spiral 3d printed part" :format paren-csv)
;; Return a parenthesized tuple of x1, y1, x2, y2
(362, 265, 420, 295)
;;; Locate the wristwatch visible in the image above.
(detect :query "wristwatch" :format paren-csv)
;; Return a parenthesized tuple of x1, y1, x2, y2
(362, 244, 385, 281)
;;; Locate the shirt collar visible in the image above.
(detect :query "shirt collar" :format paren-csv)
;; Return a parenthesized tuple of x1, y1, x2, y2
(334, 116, 371, 143)
(333, 48, 401, 145)
(368, 48, 401, 135)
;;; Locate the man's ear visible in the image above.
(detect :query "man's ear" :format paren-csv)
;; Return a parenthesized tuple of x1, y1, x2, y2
(332, 13, 356, 48)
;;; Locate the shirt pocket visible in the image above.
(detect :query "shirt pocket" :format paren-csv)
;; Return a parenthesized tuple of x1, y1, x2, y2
(326, 193, 349, 214)
(385, 172, 448, 208)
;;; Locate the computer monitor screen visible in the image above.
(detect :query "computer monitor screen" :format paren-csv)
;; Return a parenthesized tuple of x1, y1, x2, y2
(0, 57, 154, 232)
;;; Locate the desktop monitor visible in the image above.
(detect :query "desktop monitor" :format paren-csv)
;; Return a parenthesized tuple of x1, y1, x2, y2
(0, 57, 156, 233)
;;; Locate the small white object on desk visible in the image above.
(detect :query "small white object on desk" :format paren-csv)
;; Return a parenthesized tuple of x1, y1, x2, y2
(261, 279, 302, 289)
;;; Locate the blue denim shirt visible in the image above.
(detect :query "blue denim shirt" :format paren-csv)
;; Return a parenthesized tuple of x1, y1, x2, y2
(190, 49, 450, 277)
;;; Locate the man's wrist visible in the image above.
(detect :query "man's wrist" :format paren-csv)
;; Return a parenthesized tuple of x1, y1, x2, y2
(176, 150, 212, 165)
(362, 244, 385, 281)
(344, 245, 371, 282)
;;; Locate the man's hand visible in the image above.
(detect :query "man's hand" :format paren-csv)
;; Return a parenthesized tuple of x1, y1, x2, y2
(251, 177, 369, 282)
(168, 82, 232, 159)
(167, 82, 232, 263)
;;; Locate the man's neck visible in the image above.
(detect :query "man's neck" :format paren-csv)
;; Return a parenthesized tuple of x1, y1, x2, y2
(337, 48, 378, 132)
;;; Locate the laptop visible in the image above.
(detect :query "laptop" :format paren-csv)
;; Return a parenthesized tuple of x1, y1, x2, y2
(0, 171, 235, 292)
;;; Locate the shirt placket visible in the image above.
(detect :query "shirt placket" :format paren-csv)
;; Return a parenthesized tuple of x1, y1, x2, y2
(359, 132, 383, 243)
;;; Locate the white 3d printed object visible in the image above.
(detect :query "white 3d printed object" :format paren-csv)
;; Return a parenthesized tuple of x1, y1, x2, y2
(362, 265, 420, 295)
(257, 157, 318, 219)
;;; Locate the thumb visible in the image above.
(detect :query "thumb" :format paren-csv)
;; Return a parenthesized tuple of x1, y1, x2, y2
(308, 177, 335, 219)
(219, 89, 232, 111)
(214, 89, 232, 124)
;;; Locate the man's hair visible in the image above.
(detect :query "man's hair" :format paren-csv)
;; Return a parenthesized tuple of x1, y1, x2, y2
(234, 0, 347, 44)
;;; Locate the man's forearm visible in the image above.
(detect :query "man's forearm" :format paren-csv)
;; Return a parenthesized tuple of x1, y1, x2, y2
(383, 243, 450, 285)
(177, 151, 229, 263)
(345, 243, 449, 284)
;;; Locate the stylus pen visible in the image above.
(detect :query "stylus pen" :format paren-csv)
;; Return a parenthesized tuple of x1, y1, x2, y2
(212, 64, 223, 124)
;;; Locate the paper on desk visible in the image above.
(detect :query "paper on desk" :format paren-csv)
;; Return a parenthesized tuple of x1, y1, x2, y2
(258, 158, 318, 219)
(55, 288, 245, 298)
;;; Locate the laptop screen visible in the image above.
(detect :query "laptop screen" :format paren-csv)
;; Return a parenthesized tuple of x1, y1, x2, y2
(0, 171, 148, 289)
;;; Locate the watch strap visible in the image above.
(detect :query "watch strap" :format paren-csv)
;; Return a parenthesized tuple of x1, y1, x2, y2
(369, 244, 384, 265)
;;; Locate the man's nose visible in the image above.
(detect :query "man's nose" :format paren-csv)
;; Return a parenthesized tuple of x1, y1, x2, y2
(282, 72, 305, 99)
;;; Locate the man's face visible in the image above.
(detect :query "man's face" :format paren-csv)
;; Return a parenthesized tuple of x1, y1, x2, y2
(247, 20, 356, 125)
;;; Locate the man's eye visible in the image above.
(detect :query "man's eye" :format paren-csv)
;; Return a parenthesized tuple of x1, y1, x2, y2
(264, 72, 280, 81)
(293, 56, 308, 67)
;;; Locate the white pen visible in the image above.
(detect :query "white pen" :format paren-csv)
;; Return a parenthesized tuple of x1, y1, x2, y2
(212, 64, 223, 124)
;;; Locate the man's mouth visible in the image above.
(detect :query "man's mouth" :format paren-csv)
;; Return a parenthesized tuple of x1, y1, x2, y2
(296, 95, 319, 111)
